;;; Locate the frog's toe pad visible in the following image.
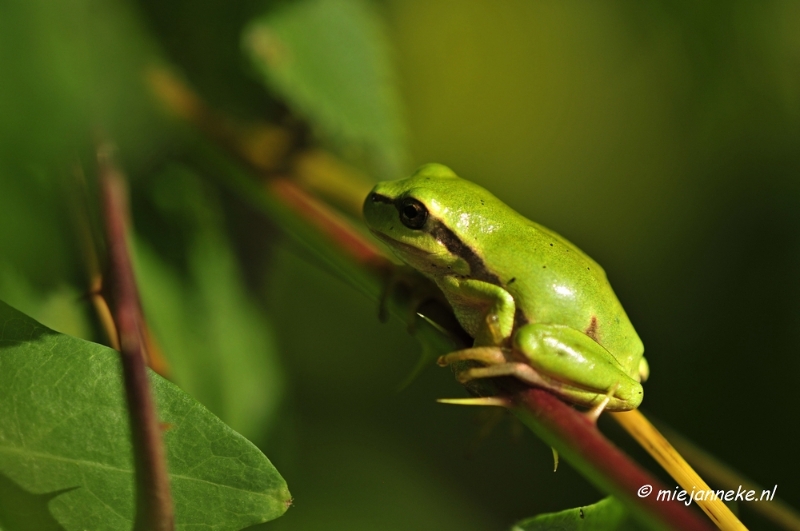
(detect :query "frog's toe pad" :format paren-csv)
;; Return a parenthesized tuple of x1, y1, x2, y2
(437, 347, 508, 368)
(455, 362, 549, 388)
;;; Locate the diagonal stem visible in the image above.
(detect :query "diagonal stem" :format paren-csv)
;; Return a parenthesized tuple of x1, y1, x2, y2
(512, 388, 714, 530)
(98, 143, 174, 531)
(611, 410, 747, 530)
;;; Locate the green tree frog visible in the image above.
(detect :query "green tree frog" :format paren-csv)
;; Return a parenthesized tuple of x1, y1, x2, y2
(363, 163, 648, 411)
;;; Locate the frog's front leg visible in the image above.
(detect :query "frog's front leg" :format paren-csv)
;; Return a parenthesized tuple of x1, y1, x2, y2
(434, 276, 520, 385)
(437, 276, 516, 346)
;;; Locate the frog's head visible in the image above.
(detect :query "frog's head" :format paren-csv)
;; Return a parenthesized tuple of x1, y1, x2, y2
(363, 163, 499, 278)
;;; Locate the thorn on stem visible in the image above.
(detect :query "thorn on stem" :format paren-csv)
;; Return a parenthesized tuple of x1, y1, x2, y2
(436, 397, 509, 407)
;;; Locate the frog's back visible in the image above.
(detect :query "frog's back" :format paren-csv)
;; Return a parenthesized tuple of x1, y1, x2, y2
(385, 165, 643, 375)
(482, 216, 643, 375)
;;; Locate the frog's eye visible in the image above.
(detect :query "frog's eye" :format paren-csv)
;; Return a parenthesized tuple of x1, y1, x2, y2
(399, 198, 428, 230)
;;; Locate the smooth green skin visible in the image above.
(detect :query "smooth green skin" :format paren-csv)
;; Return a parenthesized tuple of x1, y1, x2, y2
(363, 164, 647, 410)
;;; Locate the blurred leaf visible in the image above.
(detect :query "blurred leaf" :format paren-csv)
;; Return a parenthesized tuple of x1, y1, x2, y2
(511, 497, 643, 531)
(243, 0, 407, 177)
(0, 166, 79, 289)
(0, 0, 172, 294)
(0, 300, 290, 530)
(246, 421, 498, 531)
(134, 165, 284, 443)
(0, 0, 168, 167)
(0, 262, 90, 341)
(135, 0, 274, 119)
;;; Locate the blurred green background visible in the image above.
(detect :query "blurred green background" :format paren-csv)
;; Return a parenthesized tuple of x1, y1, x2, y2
(1, 0, 799, 529)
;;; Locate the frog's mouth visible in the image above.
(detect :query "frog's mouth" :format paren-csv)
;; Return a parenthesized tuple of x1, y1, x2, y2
(369, 229, 429, 260)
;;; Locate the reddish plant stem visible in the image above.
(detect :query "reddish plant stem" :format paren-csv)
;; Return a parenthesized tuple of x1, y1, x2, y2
(98, 144, 174, 531)
(513, 388, 714, 531)
(268, 178, 385, 267)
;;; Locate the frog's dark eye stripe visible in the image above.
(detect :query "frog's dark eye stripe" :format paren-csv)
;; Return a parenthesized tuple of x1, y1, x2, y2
(397, 198, 428, 229)
(428, 220, 500, 284)
(369, 193, 393, 204)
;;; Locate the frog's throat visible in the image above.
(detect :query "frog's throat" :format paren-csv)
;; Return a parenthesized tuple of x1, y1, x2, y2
(372, 229, 531, 335)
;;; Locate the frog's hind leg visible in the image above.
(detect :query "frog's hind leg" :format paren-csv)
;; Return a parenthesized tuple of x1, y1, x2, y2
(442, 352, 634, 418)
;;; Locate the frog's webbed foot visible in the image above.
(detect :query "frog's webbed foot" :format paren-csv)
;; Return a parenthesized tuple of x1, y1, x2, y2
(453, 359, 554, 388)
(438, 346, 635, 418)
(436, 345, 545, 391)
(436, 344, 547, 386)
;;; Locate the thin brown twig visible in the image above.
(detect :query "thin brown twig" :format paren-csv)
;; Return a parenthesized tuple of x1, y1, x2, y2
(69, 160, 171, 376)
(67, 163, 121, 350)
(89, 274, 120, 350)
(98, 142, 174, 531)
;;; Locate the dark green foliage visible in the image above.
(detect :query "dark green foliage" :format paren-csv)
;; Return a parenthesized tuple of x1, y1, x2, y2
(512, 497, 644, 531)
(0, 301, 290, 530)
(244, 0, 407, 177)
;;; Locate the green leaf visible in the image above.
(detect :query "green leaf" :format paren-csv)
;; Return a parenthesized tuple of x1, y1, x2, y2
(243, 0, 407, 178)
(0, 473, 72, 531)
(511, 497, 644, 531)
(0, 300, 290, 531)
